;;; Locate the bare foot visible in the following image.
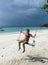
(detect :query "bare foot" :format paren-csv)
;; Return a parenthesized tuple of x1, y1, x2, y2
(22, 50, 25, 53)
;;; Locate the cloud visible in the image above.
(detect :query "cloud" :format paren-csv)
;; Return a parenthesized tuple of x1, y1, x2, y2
(0, 0, 47, 27)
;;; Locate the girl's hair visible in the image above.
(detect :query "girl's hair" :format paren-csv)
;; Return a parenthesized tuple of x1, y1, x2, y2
(27, 29, 30, 32)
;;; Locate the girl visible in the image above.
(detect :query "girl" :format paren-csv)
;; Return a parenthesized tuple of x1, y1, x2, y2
(18, 29, 36, 53)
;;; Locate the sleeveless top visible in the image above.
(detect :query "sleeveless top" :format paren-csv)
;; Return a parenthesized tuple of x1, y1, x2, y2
(25, 33, 30, 41)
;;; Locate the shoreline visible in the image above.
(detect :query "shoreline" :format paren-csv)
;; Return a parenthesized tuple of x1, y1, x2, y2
(0, 27, 48, 35)
(0, 28, 48, 34)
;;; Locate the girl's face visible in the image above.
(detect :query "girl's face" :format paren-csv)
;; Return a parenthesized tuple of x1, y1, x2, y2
(26, 29, 30, 33)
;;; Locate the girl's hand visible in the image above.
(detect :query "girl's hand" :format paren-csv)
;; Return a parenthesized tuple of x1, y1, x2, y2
(35, 34, 36, 37)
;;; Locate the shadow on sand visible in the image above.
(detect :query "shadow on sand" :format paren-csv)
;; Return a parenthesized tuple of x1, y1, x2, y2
(24, 55, 48, 63)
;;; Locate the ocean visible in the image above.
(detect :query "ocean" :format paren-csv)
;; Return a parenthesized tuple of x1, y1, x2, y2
(0, 27, 48, 34)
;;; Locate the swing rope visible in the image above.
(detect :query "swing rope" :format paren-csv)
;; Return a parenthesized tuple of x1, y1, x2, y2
(17, 27, 22, 41)
(32, 24, 42, 46)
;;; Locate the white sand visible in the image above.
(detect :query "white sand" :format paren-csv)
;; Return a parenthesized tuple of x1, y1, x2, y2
(0, 30, 48, 65)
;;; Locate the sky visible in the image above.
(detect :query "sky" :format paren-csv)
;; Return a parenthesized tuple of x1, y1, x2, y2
(0, 0, 48, 27)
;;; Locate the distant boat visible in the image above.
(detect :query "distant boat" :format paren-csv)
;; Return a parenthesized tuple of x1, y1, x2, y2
(0, 28, 4, 32)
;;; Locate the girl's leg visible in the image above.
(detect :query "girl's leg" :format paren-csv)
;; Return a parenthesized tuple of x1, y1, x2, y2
(18, 41, 21, 50)
(22, 43, 25, 53)
(22, 41, 27, 53)
(18, 39, 25, 50)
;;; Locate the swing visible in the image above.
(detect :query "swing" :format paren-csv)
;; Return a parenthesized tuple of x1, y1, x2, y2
(17, 28, 37, 47)
(17, 39, 35, 47)
(25, 41, 35, 47)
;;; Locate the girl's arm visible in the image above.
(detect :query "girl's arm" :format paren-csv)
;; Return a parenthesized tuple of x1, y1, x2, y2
(30, 34, 36, 38)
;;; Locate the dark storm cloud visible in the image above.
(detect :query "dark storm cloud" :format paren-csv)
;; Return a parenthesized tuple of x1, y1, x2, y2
(0, 0, 47, 27)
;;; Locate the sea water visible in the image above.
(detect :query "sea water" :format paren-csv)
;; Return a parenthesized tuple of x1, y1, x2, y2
(0, 27, 48, 34)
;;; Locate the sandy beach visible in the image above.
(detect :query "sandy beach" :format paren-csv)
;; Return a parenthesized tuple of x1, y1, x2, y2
(0, 30, 48, 65)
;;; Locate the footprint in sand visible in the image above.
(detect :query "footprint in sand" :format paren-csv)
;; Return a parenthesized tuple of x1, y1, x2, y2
(40, 59, 46, 63)
(3, 48, 5, 49)
(1, 55, 4, 57)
